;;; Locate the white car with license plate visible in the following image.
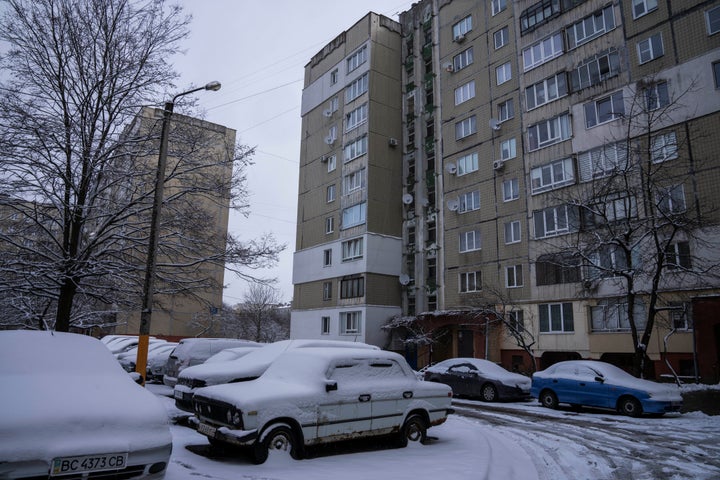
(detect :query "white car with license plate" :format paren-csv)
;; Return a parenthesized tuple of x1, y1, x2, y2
(192, 347, 454, 464)
(0, 331, 172, 479)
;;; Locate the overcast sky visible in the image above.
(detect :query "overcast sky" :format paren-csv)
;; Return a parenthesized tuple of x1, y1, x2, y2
(172, 1, 415, 306)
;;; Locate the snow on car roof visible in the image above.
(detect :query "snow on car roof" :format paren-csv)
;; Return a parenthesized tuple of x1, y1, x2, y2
(426, 357, 514, 376)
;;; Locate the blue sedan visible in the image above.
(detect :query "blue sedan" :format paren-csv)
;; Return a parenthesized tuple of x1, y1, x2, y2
(531, 360, 682, 417)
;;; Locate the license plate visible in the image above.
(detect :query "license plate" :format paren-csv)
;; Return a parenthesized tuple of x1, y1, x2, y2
(198, 423, 217, 437)
(51, 453, 128, 476)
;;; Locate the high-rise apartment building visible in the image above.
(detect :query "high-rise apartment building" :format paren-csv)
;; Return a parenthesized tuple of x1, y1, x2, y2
(292, 1, 720, 381)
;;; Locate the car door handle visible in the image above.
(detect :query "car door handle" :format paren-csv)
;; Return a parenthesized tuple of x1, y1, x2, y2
(403, 391, 413, 399)
(552, 380, 558, 383)
(579, 383, 586, 387)
(359, 394, 371, 402)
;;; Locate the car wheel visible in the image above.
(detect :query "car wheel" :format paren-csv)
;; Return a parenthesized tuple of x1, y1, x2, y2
(396, 413, 428, 448)
(480, 383, 498, 402)
(252, 424, 302, 464)
(618, 396, 643, 417)
(540, 389, 558, 409)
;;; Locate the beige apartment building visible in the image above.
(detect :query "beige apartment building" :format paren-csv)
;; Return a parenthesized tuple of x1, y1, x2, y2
(293, 1, 720, 381)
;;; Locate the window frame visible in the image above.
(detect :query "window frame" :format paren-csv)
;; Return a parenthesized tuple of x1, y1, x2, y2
(632, 0, 657, 19)
(522, 32, 564, 72)
(343, 168, 365, 195)
(322, 282, 332, 301)
(455, 115, 477, 140)
(491, 0, 507, 16)
(665, 241, 691, 270)
(526, 72, 568, 110)
(454, 80, 476, 105)
(584, 90, 624, 128)
(323, 248, 332, 267)
(503, 178, 519, 202)
(539, 302, 575, 333)
(504, 220, 521, 244)
(325, 216, 334, 234)
(637, 33, 664, 64)
(347, 45, 368, 74)
(459, 229, 482, 253)
(494, 25, 509, 49)
(340, 275, 365, 299)
(496, 62, 512, 85)
(453, 15, 473, 40)
(345, 72, 369, 104)
(459, 271, 482, 293)
(527, 112, 572, 151)
(457, 152, 479, 176)
(341, 202, 367, 229)
(453, 47, 474, 71)
(340, 311, 362, 335)
(321, 316, 331, 334)
(458, 190, 481, 213)
(530, 158, 575, 194)
(534, 204, 576, 239)
(656, 184, 687, 215)
(344, 135, 368, 163)
(645, 81, 670, 111)
(577, 141, 628, 181)
(651, 131, 678, 163)
(326, 184, 336, 203)
(506, 264, 524, 288)
(497, 98, 514, 122)
(706, 5, 720, 35)
(566, 5, 615, 50)
(326, 154, 337, 172)
(341, 237, 364, 261)
(345, 103, 368, 132)
(501, 138, 517, 160)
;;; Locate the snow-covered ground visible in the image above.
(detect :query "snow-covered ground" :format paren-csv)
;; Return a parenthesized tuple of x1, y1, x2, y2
(150, 384, 720, 480)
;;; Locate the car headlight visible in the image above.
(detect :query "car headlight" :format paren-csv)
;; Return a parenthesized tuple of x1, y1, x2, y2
(225, 407, 243, 427)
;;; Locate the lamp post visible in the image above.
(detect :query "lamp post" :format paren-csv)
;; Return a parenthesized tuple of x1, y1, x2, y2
(136, 81, 221, 385)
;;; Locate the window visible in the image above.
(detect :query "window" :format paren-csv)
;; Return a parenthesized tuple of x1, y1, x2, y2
(632, 0, 657, 19)
(323, 282, 332, 301)
(453, 47, 474, 71)
(347, 45, 367, 73)
(586, 195, 638, 225)
(326, 154, 336, 172)
(566, 6, 615, 49)
(330, 69, 339, 85)
(345, 73, 369, 103)
(453, 15, 472, 39)
(342, 202, 367, 229)
(321, 316, 331, 334)
(591, 298, 646, 332)
(491, 0, 507, 16)
(714, 61, 720, 88)
(665, 241, 691, 269)
(340, 276, 365, 299)
(520, 0, 561, 34)
(496, 62, 512, 85)
(523, 32, 564, 71)
(459, 271, 482, 292)
(457, 152, 478, 175)
(323, 249, 332, 267)
(527, 112, 571, 150)
(340, 311, 362, 334)
(494, 26, 509, 49)
(343, 168, 365, 194)
(526, 73, 567, 110)
(503, 178, 519, 201)
(570, 49, 620, 92)
(506, 265, 523, 288)
(325, 217, 334, 234)
(586, 245, 628, 279)
(497, 98, 514, 122)
(530, 158, 574, 194)
(670, 302, 690, 330)
(345, 103, 368, 131)
(344, 136, 367, 162)
(706, 5, 720, 35)
(454, 80, 476, 105)
(326, 184, 336, 202)
(539, 303, 574, 333)
(577, 141, 627, 181)
(508, 310, 524, 332)
(656, 185, 686, 215)
(536, 253, 580, 285)
(504, 220, 521, 244)
(534, 204, 577, 238)
(327, 125, 337, 143)
(458, 190, 480, 213)
(330, 96, 339, 112)
(651, 132, 678, 163)
(637, 33, 663, 64)
(455, 116, 477, 139)
(459, 229, 482, 252)
(501, 138, 516, 160)
(645, 81, 669, 111)
(341, 237, 364, 261)
(584, 91, 624, 128)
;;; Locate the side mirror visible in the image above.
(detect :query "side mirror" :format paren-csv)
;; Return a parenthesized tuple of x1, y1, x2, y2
(325, 381, 338, 392)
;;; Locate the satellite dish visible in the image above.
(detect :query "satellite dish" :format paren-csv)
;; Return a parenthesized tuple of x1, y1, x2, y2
(447, 199, 459, 211)
(445, 163, 457, 174)
(489, 118, 501, 131)
(399, 274, 411, 286)
(402, 193, 414, 205)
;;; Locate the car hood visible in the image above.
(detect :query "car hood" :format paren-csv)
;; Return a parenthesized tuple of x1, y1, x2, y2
(179, 359, 271, 385)
(607, 376, 683, 400)
(0, 374, 171, 462)
(195, 379, 319, 410)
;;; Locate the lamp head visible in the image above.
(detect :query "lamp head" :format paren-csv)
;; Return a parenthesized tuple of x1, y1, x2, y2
(204, 81, 221, 92)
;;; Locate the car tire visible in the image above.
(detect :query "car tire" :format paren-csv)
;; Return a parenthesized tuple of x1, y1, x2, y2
(396, 413, 428, 448)
(252, 424, 302, 464)
(540, 389, 558, 409)
(618, 396, 643, 417)
(480, 383, 498, 402)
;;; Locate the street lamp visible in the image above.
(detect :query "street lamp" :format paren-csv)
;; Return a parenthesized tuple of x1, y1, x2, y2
(135, 81, 221, 385)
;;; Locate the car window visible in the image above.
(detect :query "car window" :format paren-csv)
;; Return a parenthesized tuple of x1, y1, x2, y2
(329, 361, 369, 383)
(448, 364, 475, 374)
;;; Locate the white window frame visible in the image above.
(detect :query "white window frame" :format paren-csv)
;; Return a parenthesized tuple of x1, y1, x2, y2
(494, 26, 509, 49)
(453, 15, 472, 39)
(503, 178, 519, 202)
(522, 32, 564, 72)
(708, 6, 720, 35)
(330, 69, 339, 85)
(345, 73, 369, 103)
(459, 229, 482, 253)
(323, 282, 332, 301)
(506, 264, 524, 288)
(341, 237, 364, 261)
(453, 47, 474, 71)
(651, 131, 678, 163)
(656, 184, 686, 215)
(459, 271, 482, 293)
(455, 115, 477, 140)
(501, 138, 516, 160)
(454, 80, 476, 105)
(584, 91, 624, 128)
(633, 0, 658, 19)
(570, 49, 621, 92)
(326, 184, 336, 202)
(342, 202, 367, 229)
(347, 45, 367, 74)
(526, 73, 568, 110)
(645, 81, 669, 111)
(321, 316, 331, 334)
(539, 303, 575, 333)
(326, 154, 337, 172)
(457, 152, 479, 176)
(343, 135, 367, 163)
(496, 62, 512, 85)
(323, 249, 332, 267)
(340, 311, 362, 334)
(325, 216, 334, 234)
(531, 158, 574, 194)
(527, 113, 571, 151)
(330, 96, 339, 112)
(343, 168, 365, 195)
(458, 190, 480, 213)
(491, 0, 507, 16)
(637, 33, 664, 64)
(497, 98, 514, 122)
(345, 103, 368, 132)
(578, 141, 628, 181)
(566, 5, 615, 49)
(534, 205, 574, 238)
(505, 220, 521, 244)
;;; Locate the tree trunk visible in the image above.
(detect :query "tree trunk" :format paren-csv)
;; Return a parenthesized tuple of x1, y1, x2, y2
(54, 277, 78, 332)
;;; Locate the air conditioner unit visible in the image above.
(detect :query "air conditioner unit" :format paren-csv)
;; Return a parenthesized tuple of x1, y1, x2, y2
(323, 109, 333, 117)
(389, 138, 399, 147)
(445, 163, 457, 174)
(493, 160, 504, 171)
(453, 34, 466, 43)
(445, 63, 455, 73)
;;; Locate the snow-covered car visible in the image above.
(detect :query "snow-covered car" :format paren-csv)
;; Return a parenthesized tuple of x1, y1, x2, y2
(146, 344, 178, 383)
(174, 339, 379, 412)
(0, 331, 172, 479)
(116, 340, 170, 370)
(424, 358, 531, 402)
(163, 338, 261, 387)
(531, 360, 683, 417)
(192, 347, 454, 464)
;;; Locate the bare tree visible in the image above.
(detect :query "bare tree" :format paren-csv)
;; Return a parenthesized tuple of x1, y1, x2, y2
(231, 283, 289, 343)
(0, 0, 283, 332)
